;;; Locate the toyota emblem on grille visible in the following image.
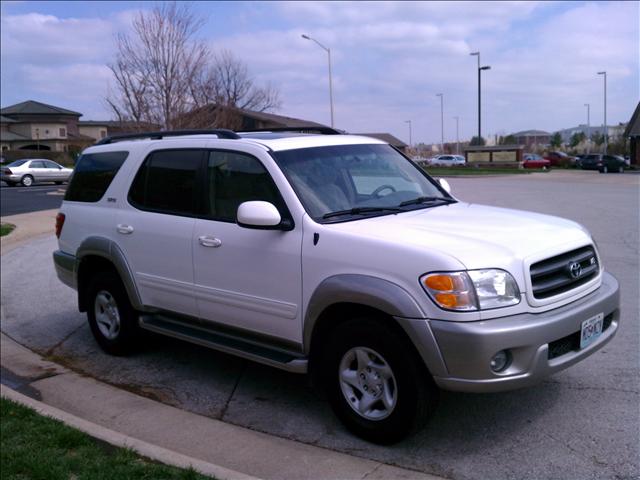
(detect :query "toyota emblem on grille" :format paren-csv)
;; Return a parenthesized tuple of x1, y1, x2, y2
(568, 261, 583, 279)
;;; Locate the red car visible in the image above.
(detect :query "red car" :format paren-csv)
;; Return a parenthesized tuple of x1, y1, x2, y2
(543, 151, 576, 167)
(522, 154, 551, 169)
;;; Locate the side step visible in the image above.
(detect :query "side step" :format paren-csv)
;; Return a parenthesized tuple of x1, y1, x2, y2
(139, 315, 308, 374)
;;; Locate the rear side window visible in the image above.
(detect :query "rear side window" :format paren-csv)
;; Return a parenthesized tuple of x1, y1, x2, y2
(65, 151, 128, 202)
(129, 149, 203, 216)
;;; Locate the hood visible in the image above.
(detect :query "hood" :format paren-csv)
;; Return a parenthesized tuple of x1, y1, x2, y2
(328, 202, 592, 270)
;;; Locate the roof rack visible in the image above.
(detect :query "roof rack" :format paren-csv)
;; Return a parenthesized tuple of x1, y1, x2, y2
(237, 126, 344, 135)
(95, 129, 241, 145)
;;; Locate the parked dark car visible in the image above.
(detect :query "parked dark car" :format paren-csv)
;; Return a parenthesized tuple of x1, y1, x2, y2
(522, 154, 551, 169)
(579, 154, 626, 173)
(544, 151, 577, 167)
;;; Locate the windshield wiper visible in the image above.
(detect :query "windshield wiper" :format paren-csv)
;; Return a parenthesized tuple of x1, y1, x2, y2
(398, 196, 457, 207)
(322, 206, 404, 220)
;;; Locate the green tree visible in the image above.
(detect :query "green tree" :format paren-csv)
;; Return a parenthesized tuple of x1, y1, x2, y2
(570, 132, 586, 148)
(592, 132, 606, 146)
(550, 132, 562, 148)
(500, 134, 516, 145)
(470, 136, 486, 146)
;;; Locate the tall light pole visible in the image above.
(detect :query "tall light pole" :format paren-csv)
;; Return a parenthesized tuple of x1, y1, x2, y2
(453, 116, 460, 154)
(597, 71, 607, 154)
(404, 120, 412, 147)
(302, 34, 334, 127)
(470, 51, 491, 144)
(436, 93, 444, 152)
(584, 103, 590, 153)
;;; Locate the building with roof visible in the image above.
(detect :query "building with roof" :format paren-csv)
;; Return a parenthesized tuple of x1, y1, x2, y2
(0, 100, 107, 152)
(510, 130, 551, 148)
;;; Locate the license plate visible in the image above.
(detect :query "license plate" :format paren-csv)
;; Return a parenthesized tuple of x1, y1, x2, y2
(580, 313, 604, 349)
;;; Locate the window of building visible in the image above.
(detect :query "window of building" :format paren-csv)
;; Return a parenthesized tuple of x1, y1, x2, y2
(65, 151, 129, 202)
(100, 130, 107, 138)
(59, 128, 66, 137)
(129, 150, 204, 216)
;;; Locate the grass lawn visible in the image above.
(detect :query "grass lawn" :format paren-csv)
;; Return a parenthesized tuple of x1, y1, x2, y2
(0, 397, 211, 480)
(1, 223, 16, 237)
(423, 167, 535, 176)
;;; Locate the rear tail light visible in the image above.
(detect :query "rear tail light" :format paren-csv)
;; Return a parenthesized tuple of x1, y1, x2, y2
(55, 213, 66, 239)
(3, 168, 12, 175)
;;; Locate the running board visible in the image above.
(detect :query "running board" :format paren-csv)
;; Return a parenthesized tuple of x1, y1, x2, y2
(138, 315, 308, 374)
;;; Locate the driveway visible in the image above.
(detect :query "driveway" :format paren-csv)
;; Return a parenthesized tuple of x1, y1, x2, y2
(1, 170, 638, 480)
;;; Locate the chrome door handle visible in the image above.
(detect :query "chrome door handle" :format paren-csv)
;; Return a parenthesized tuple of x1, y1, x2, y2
(117, 224, 134, 234)
(198, 235, 222, 248)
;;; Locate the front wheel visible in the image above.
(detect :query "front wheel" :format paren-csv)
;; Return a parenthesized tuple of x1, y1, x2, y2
(87, 271, 139, 355)
(321, 318, 438, 444)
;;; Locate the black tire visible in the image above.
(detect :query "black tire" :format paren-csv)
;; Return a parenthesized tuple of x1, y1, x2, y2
(86, 271, 139, 356)
(618, 165, 624, 173)
(20, 175, 34, 186)
(321, 317, 438, 444)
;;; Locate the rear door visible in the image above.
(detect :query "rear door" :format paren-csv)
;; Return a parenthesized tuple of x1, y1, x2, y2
(115, 148, 205, 317)
(28, 160, 48, 182)
(43, 160, 64, 181)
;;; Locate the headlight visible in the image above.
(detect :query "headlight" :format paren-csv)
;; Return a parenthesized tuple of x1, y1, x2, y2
(420, 269, 520, 311)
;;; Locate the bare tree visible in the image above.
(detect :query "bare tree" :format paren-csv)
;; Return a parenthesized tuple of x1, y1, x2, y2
(107, 2, 208, 129)
(107, 4, 281, 131)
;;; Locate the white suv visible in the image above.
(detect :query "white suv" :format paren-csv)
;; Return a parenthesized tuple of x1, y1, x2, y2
(53, 128, 620, 443)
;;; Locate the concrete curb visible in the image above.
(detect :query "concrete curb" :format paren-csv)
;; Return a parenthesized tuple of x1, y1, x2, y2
(1, 385, 260, 480)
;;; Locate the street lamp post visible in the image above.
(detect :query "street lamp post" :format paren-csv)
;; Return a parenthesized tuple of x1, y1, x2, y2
(470, 52, 491, 144)
(453, 116, 460, 154)
(436, 93, 444, 152)
(404, 120, 412, 147)
(302, 34, 334, 128)
(597, 71, 607, 154)
(584, 103, 590, 153)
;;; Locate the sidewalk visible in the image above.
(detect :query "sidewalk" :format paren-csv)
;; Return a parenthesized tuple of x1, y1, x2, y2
(0, 209, 443, 480)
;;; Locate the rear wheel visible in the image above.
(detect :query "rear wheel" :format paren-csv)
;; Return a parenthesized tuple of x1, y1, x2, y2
(321, 317, 438, 444)
(87, 271, 139, 355)
(20, 175, 33, 186)
(618, 165, 624, 173)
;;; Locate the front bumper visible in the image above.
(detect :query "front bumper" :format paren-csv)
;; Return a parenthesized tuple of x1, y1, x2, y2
(429, 272, 620, 392)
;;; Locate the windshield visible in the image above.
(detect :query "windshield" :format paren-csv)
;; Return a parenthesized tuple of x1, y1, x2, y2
(273, 144, 452, 222)
(7, 160, 28, 167)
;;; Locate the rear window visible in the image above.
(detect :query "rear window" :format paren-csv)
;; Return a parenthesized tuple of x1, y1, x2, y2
(7, 160, 28, 167)
(65, 151, 128, 202)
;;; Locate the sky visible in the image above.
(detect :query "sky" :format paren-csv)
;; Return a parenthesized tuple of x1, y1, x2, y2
(1, 1, 638, 145)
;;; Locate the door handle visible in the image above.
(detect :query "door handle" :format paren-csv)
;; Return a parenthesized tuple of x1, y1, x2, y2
(117, 224, 134, 234)
(198, 235, 222, 248)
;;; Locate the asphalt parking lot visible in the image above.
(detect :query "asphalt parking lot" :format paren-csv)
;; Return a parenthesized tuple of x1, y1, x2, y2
(0, 183, 65, 216)
(1, 170, 638, 480)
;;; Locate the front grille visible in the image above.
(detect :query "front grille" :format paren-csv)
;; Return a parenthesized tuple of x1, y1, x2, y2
(548, 312, 614, 359)
(530, 246, 599, 299)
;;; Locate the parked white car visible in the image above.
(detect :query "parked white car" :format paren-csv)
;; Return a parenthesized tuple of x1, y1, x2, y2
(1, 158, 73, 186)
(427, 154, 465, 166)
(53, 128, 620, 443)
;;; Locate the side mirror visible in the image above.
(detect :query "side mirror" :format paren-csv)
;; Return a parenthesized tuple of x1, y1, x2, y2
(438, 178, 452, 194)
(237, 201, 285, 230)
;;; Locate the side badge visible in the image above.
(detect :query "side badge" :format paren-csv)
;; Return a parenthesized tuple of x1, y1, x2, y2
(313, 233, 320, 246)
